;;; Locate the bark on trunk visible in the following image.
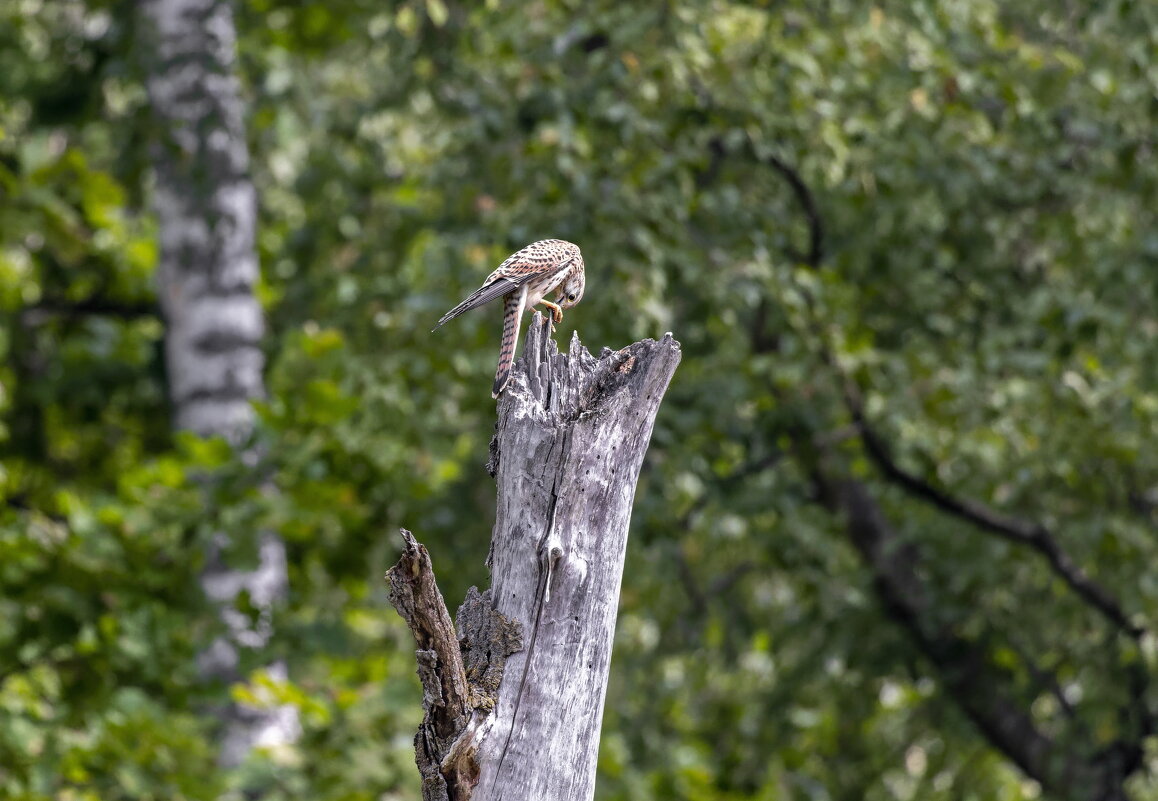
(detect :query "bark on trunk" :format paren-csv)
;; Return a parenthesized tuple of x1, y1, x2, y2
(140, 0, 298, 765)
(141, 0, 263, 439)
(387, 314, 680, 801)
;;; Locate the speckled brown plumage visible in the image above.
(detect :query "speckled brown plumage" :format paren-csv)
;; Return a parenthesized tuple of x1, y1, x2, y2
(434, 239, 586, 398)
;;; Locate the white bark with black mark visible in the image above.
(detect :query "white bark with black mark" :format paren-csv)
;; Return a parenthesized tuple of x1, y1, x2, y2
(141, 0, 298, 764)
(142, 0, 263, 439)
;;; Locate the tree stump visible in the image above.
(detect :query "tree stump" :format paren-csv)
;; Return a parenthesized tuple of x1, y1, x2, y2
(387, 314, 681, 801)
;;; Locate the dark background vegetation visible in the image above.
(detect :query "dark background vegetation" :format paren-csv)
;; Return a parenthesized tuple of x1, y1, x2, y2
(2, 0, 1157, 799)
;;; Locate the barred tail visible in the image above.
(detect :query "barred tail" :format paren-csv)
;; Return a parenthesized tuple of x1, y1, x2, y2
(492, 287, 526, 398)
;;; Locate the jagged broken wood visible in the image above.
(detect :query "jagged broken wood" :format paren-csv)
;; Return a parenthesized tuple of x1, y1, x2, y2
(386, 532, 522, 800)
(387, 313, 680, 801)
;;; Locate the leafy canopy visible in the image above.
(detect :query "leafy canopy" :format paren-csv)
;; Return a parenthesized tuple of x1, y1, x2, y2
(2, 0, 1156, 799)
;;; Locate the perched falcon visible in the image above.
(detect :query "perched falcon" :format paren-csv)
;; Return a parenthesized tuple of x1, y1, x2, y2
(434, 239, 586, 398)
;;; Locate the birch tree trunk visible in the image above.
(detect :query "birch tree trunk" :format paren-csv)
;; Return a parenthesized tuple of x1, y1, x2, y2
(388, 315, 681, 801)
(140, 0, 298, 765)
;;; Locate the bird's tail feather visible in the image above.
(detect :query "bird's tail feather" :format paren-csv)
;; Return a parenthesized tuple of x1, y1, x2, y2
(492, 287, 526, 398)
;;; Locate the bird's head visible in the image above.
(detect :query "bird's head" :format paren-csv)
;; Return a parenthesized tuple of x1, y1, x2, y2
(558, 254, 585, 310)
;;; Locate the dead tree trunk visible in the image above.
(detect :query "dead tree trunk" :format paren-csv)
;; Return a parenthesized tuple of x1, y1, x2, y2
(388, 314, 680, 801)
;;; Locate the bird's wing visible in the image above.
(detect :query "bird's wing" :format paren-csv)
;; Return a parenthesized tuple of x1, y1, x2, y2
(495, 254, 575, 283)
(492, 284, 528, 398)
(432, 254, 575, 330)
(433, 275, 519, 330)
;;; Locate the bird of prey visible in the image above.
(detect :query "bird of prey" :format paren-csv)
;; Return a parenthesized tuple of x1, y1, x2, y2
(434, 239, 586, 398)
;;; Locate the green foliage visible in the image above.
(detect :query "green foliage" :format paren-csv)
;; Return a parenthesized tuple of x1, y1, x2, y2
(3, 0, 1158, 799)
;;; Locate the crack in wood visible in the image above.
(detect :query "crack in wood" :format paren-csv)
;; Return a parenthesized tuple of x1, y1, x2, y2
(490, 425, 572, 790)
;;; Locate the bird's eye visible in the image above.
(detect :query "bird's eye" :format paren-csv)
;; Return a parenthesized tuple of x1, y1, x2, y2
(568, 294, 576, 301)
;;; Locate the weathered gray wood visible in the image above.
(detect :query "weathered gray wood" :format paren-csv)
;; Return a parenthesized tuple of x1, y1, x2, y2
(140, 0, 297, 764)
(389, 313, 679, 800)
(473, 315, 679, 800)
(389, 531, 477, 801)
(387, 536, 525, 801)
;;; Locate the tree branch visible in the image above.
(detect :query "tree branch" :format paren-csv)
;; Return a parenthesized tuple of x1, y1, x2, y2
(1005, 636, 1079, 722)
(387, 529, 472, 799)
(738, 114, 1147, 799)
(701, 134, 825, 269)
(386, 529, 523, 801)
(21, 297, 157, 324)
(843, 381, 1144, 641)
(756, 147, 824, 269)
(833, 479, 1054, 773)
(823, 476, 1121, 799)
